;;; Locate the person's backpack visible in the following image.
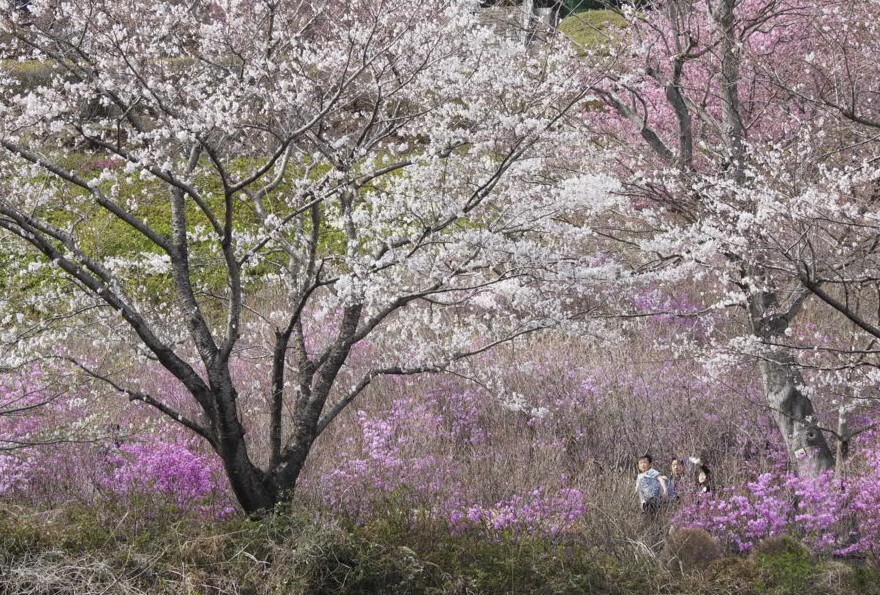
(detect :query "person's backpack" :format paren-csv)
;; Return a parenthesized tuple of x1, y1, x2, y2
(638, 470, 662, 502)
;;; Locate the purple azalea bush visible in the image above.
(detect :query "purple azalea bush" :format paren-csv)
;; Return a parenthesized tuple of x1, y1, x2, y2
(101, 436, 236, 518)
(677, 454, 880, 556)
(4, 349, 880, 555)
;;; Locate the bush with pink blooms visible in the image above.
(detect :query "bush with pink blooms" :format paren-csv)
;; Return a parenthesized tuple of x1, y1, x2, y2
(4, 332, 880, 559)
(100, 436, 236, 518)
(450, 487, 588, 536)
(0, 364, 234, 518)
(677, 445, 880, 556)
(0, 364, 93, 498)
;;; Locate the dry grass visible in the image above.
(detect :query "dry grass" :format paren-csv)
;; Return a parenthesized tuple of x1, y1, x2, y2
(1, 552, 147, 595)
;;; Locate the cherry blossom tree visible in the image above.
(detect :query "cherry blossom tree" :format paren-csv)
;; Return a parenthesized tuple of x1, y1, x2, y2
(758, 1, 880, 345)
(755, 0, 880, 466)
(0, 0, 602, 513)
(581, 0, 880, 475)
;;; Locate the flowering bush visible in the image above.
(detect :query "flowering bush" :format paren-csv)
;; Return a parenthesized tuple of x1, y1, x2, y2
(681, 472, 792, 552)
(677, 465, 880, 556)
(318, 396, 461, 517)
(845, 472, 880, 557)
(0, 453, 34, 496)
(0, 364, 99, 498)
(3, 336, 880, 554)
(313, 379, 592, 537)
(450, 488, 588, 536)
(101, 436, 235, 518)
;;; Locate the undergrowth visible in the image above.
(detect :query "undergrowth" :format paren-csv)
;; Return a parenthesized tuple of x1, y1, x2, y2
(1, 501, 878, 595)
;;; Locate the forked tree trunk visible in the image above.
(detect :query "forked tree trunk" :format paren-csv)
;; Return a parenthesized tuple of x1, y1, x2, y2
(216, 414, 314, 515)
(212, 306, 362, 515)
(220, 439, 276, 514)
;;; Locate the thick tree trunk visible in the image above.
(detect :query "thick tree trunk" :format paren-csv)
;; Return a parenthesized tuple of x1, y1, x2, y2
(757, 355, 835, 476)
(210, 366, 283, 515)
(710, 0, 834, 477)
(211, 305, 362, 515)
(713, 0, 746, 183)
(836, 403, 850, 476)
(748, 290, 835, 476)
(220, 441, 276, 514)
(218, 428, 312, 516)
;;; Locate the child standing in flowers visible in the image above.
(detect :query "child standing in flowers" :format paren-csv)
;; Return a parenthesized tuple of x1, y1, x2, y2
(665, 457, 685, 502)
(635, 454, 668, 513)
(695, 463, 712, 493)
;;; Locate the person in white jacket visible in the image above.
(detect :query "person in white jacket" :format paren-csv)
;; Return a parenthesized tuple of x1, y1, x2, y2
(635, 454, 668, 513)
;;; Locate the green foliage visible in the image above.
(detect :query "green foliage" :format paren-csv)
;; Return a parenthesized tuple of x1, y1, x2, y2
(444, 537, 625, 594)
(0, 59, 57, 88)
(704, 556, 761, 594)
(351, 507, 629, 595)
(0, 506, 46, 562)
(51, 505, 117, 553)
(848, 564, 880, 593)
(559, 9, 627, 49)
(752, 537, 815, 595)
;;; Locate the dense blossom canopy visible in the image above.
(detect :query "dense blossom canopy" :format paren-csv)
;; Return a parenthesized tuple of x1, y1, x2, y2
(0, 0, 609, 512)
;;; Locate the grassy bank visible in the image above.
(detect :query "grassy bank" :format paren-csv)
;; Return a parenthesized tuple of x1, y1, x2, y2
(1, 501, 877, 595)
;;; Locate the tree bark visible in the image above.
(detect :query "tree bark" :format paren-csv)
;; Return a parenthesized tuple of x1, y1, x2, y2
(748, 289, 835, 476)
(711, 0, 746, 183)
(756, 354, 835, 476)
(521, 0, 536, 45)
(220, 438, 276, 514)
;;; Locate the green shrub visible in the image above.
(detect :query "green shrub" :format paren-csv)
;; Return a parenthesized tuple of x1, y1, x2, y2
(751, 536, 815, 595)
(849, 564, 880, 594)
(0, 506, 46, 562)
(559, 9, 627, 49)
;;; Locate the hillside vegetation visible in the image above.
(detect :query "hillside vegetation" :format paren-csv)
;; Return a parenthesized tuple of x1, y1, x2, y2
(3, 1, 880, 593)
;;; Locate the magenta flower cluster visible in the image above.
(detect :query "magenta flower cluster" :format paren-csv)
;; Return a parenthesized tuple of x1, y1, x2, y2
(450, 487, 588, 536)
(101, 436, 236, 518)
(313, 382, 589, 536)
(0, 365, 68, 497)
(0, 453, 34, 496)
(5, 348, 880, 556)
(318, 396, 460, 517)
(0, 364, 234, 517)
(677, 463, 880, 556)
